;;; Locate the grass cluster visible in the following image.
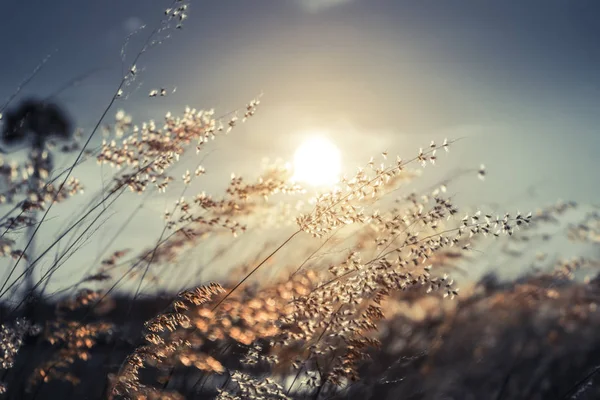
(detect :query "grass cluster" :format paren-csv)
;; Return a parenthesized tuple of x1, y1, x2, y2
(0, 2, 598, 399)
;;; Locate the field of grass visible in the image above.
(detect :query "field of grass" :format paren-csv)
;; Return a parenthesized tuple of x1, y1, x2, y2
(0, 1, 599, 399)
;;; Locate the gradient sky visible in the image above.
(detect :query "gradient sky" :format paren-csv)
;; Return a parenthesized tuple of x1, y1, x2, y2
(1, 0, 599, 292)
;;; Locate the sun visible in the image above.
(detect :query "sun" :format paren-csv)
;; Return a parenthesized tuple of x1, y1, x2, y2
(292, 135, 341, 187)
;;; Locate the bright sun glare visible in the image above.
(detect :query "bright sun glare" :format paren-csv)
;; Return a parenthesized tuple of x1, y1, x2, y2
(292, 135, 341, 187)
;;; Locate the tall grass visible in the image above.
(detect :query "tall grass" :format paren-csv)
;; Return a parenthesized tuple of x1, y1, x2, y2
(0, 2, 598, 400)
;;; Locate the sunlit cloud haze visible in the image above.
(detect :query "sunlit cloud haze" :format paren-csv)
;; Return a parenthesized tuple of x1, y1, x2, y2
(0, 0, 599, 293)
(292, 0, 356, 12)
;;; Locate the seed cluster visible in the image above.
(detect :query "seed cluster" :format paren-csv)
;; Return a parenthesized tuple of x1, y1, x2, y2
(0, 319, 40, 393)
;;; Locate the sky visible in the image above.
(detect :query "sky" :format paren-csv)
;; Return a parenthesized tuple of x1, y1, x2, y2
(0, 0, 599, 293)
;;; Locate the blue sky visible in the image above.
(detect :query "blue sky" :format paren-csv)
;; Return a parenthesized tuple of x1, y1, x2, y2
(1, 0, 599, 292)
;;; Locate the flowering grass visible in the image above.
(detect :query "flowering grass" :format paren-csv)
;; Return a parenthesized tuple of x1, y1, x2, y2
(0, 2, 598, 400)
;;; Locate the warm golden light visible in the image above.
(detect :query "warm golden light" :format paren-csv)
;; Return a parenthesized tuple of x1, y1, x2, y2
(292, 135, 341, 187)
